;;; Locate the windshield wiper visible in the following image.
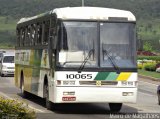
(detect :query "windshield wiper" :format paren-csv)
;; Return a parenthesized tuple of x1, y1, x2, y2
(78, 49, 94, 73)
(103, 49, 120, 74)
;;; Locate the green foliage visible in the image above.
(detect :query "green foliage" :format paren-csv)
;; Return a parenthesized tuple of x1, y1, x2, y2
(0, 97, 36, 119)
(137, 19, 160, 52)
(138, 56, 160, 61)
(143, 42, 153, 52)
(144, 63, 156, 71)
(138, 63, 143, 69)
(0, 16, 16, 31)
(0, 0, 160, 20)
(0, 16, 16, 48)
(0, 30, 16, 48)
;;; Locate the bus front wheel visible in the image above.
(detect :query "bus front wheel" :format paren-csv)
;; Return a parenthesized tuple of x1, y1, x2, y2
(109, 103, 122, 112)
(44, 83, 52, 110)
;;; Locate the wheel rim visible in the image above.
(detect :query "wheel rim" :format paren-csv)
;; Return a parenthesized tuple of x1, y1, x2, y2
(21, 81, 24, 94)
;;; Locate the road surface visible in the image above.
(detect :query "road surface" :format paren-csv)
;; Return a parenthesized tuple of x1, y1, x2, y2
(0, 76, 160, 119)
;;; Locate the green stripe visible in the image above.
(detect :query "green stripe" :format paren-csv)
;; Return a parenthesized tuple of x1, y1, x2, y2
(94, 72, 119, 81)
(105, 72, 119, 80)
(94, 72, 110, 80)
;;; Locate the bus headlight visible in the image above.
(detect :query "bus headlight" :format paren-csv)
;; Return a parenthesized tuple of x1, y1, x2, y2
(63, 81, 75, 85)
(2, 65, 7, 69)
(121, 81, 136, 87)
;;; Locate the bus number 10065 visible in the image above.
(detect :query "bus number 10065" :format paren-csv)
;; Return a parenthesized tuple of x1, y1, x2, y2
(66, 74, 92, 79)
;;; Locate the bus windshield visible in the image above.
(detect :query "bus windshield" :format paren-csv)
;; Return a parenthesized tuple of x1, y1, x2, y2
(58, 22, 98, 67)
(100, 22, 136, 68)
(3, 56, 14, 63)
(57, 21, 136, 69)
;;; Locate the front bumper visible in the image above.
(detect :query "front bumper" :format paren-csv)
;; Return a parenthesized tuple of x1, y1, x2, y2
(1, 69, 15, 76)
(51, 87, 137, 103)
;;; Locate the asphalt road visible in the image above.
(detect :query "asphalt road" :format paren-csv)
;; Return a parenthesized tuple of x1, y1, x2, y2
(0, 76, 160, 119)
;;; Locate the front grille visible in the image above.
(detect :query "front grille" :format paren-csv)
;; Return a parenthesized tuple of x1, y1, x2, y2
(79, 81, 118, 86)
(8, 67, 14, 69)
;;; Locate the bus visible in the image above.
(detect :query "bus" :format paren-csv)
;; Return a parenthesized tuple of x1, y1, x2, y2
(15, 7, 137, 112)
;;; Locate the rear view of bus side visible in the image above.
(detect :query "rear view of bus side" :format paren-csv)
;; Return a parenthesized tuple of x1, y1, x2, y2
(15, 7, 137, 112)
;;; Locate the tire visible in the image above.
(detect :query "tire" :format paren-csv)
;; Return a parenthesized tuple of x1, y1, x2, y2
(158, 94, 160, 105)
(44, 83, 52, 110)
(1, 73, 4, 77)
(20, 75, 28, 98)
(109, 103, 122, 112)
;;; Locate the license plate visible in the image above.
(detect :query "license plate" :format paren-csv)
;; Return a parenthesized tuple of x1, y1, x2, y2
(62, 97, 76, 101)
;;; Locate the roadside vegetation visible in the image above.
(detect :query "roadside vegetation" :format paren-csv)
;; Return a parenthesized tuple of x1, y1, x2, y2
(138, 55, 160, 79)
(0, 16, 16, 48)
(138, 69, 160, 79)
(0, 97, 36, 119)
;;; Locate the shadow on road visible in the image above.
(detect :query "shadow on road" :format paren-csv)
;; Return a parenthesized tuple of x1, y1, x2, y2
(54, 104, 138, 114)
(53, 103, 110, 114)
(17, 92, 46, 106)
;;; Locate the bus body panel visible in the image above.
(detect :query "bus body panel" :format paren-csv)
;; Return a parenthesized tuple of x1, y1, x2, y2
(15, 49, 52, 98)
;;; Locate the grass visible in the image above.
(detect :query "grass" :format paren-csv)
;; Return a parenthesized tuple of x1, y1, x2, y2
(0, 23, 16, 31)
(138, 69, 160, 79)
(0, 16, 17, 31)
(0, 45, 15, 49)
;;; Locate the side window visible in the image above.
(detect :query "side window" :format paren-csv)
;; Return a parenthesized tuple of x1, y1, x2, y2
(20, 28, 25, 46)
(28, 25, 31, 46)
(16, 28, 20, 47)
(24, 26, 29, 46)
(30, 24, 36, 46)
(43, 21, 50, 45)
(37, 23, 42, 45)
(50, 17, 56, 49)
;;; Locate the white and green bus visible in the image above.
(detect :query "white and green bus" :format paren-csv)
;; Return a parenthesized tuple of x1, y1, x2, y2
(15, 7, 137, 112)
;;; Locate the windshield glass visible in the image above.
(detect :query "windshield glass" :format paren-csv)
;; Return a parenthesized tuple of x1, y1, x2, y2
(100, 22, 136, 68)
(3, 56, 14, 63)
(58, 22, 98, 67)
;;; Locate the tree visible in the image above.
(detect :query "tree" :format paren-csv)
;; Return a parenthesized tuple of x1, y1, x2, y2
(143, 42, 153, 52)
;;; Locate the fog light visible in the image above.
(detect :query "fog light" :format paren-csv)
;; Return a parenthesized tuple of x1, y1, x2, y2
(63, 81, 75, 85)
(121, 81, 127, 86)
(63, 91, 75, 95)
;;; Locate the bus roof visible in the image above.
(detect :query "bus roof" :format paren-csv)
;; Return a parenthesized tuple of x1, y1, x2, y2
(53, 7, 136, 21)
(18, 7, 136, 24)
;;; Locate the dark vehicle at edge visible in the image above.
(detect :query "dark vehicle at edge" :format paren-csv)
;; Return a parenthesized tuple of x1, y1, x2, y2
(157, 85, 160, 105)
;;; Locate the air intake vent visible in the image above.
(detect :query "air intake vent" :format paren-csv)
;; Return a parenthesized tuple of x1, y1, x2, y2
(108, 17, 128, 21)
(79, 81, 118, 86)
